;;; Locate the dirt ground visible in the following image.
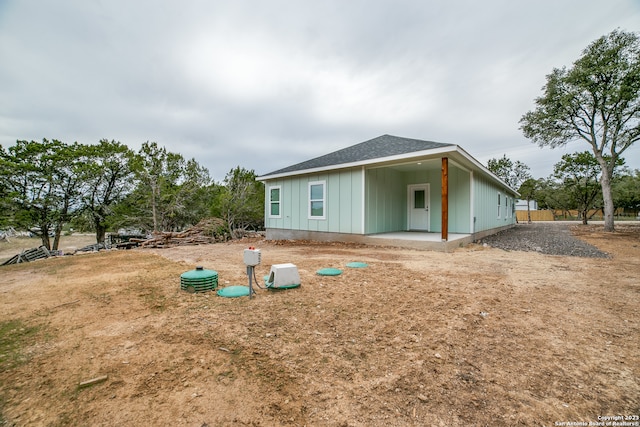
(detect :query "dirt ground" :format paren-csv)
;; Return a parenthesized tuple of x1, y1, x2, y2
(0, 226, 639, 426)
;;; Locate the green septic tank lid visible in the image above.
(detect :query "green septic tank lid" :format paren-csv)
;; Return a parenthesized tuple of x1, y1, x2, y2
(217, 285, 250, 298)
(346, 262, 368, 268)
(316, 268, 342, 276)
(181, 266, 218, 280)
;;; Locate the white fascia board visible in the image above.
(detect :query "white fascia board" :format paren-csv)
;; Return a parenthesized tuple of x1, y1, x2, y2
(257, 146, 457, 181)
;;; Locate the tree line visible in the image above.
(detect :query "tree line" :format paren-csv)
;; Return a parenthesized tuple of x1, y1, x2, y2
(0, 139, 264, 250)
(487, 152, 640, 224)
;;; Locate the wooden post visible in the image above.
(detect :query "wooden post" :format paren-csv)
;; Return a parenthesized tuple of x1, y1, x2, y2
(441, 157, 448, 242)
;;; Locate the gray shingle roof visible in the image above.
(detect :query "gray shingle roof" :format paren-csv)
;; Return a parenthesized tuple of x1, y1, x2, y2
(261, 134, 454, 178)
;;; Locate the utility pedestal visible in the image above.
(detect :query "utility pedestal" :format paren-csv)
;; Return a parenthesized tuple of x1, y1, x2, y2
(243, 247, 261, 299)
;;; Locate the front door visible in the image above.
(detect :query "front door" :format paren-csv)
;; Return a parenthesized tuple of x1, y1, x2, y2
(408, 184, 430, 231)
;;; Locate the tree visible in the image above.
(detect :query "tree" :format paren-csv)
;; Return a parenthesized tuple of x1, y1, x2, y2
(131, 142, 176, 232)
(518, 178, 538, 223)
(0, 140, 57, 248)
(487, 155, 532, 190)
(130, 142, 210, 232)
(520, 29, 640, 232)
(553, 152, 604, 224)
(536, 178, 573, 218)
(174, 158, 212, 227)
(612, 168, 640, 215)
(0, 164, 13, 229)
(0, 139, 85, 250)
(81, 140, 136, 243)
(214, 166, 264, 238)
(48, 142, 88, 250)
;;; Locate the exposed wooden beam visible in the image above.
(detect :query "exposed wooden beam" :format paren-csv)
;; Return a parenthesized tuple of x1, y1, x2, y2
(441, 157, 449, 242)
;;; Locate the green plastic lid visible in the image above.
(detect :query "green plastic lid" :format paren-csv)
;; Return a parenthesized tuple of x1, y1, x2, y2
(316, 268, 342, 276)
(181, 266, 218, 279)
(217, 286, 250, 298)
(346, 262, 368, 268)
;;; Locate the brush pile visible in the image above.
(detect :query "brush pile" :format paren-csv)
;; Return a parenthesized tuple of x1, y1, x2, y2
(136, 218, 230, 248)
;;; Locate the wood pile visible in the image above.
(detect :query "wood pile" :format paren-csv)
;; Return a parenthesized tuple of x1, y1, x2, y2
(1, 246, 58, 266)
(137, 218, 230, 248)
(107, 234, 147, 249)
(75, 243, 108, 253)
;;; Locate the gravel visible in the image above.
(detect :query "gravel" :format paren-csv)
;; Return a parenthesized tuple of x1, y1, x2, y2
(475, 222, 609, 258)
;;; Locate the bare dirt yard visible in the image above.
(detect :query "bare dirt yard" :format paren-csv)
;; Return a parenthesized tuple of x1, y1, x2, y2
(1, 225, 638, 426)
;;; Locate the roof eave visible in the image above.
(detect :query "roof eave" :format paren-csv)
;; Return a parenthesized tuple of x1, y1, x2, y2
(452, 146, 520, 197)
(257, 145, 457, 181)
(258, 144, 521, 197)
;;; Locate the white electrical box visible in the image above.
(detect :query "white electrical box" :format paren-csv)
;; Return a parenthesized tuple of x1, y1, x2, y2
(267, 263, 300, 288)
(243, 248, 261, 266)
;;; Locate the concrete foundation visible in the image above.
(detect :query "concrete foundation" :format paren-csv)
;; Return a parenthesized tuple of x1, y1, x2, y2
(265, 225, 515, 252)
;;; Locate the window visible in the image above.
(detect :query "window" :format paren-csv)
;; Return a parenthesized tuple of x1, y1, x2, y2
(308, 181, 325, 219)
(506, 197, 510, 219)
(414, 189, 425, 209)
(269, 186, 281, 218)
(497, 193, 501, 219)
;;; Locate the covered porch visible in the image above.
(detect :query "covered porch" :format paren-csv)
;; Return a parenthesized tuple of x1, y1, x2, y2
(364, 156, 472, 240)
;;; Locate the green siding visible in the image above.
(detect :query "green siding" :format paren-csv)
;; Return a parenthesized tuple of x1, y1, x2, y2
(264, 168, 364, 234)
(448, 167, 471, 233)
(472, 173, 516, 232)
(290, 179, 301, 229)
(365, 168, 405, 233)
(264, 161, 514, 236)
(402, 166, 470, 233)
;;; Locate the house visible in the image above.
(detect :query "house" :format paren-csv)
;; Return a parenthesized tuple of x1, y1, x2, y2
(257, 135, 519, 251)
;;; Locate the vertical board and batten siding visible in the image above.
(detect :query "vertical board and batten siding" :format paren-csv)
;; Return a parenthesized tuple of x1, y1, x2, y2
(472, 174, 516, 232)
(264, 160, 512, 236)
(364, 168, 405, 234)
(448, 166, 472, 233)
(402, 165, 471, 233)
(263, 168, 364, 234)
(329, 170, 364, 233)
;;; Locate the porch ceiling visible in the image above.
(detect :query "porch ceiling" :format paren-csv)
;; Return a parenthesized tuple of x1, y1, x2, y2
(364, 151, 472, 174)
(384, 158, 441, 172)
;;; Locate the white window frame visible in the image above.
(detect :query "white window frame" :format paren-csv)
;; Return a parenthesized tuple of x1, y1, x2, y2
(497, 192, 502, 219)
(308, 180, 326, 220)
(268, 185, 282, 218)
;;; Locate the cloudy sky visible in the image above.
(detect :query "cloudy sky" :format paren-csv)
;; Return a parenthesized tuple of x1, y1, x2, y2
(1, 0, 638, 181)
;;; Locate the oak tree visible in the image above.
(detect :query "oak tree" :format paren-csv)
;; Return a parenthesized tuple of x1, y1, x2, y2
(520, 29, 640, 231)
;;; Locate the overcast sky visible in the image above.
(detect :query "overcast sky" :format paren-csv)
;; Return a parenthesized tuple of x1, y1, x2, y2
(1, 1, 638, 181)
